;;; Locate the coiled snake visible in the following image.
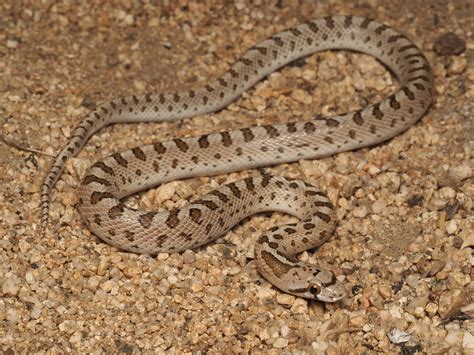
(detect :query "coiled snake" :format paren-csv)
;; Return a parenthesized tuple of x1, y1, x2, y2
(40, 16, 434, 302)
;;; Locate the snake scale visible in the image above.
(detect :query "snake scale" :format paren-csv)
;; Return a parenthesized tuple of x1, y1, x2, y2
(40, 16, 433, 302)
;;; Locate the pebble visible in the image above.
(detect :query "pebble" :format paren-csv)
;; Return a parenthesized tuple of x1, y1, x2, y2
(2, 278, 19, 296)
(405, 274, 420, 288)
(463, 332, 474, 350)
(154, 182, 177, 203)
(290, 298, 308, 314)
(433, 32, 466, 55)
(273, 337, 289, 349)
(438, 288, 467, 319)
(449, 163, 472, 181)
(445, 330, 463, 346)
(6, 39, 19, 49)
(387, 328, 411, 344)
(182, 250, 196, 264)
(6, 308, 19, 323)
(445, 219, 458, 234)
(425, 302, 438, 317)
(349, 315, 367, 327)
(312, 340, 329, 353)
(276, 293, 295, 307)
(372, 199, 386, 214)
(448, 57, 467, 74)
(460, 303, 474, 317)
(227, 266, 241, 276)
(352, 206, 368, 218)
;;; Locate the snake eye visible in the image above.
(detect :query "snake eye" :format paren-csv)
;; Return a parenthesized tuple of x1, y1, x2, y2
(309, 284, 321, 295)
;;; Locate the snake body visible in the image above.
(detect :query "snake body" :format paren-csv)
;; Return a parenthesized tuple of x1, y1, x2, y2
(41, 16, 433, 302)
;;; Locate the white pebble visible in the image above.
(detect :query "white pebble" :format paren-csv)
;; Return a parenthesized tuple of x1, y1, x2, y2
(446, 220, 458, 234)
(167, 274, 178, 285)
(6, 39, 18, 48)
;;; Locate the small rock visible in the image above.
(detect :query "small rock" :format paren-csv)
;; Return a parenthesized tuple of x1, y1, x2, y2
(312, 340, 329, 353)
(425, 302, 438, 317)
(31, 306, 42, 319)
(6, 39, 19, 49)
(227, 266, 241, 276)
(80, 95, 95, 109)
(155, 182, 177, 203)
(353, 205, 368, 218)
(97, 257, 110, 276)
(449, 163, 472, 181)
(424, 260, 446, 277)
(167, 274, 178, 285)
(6, 308, 19, 323)
(407, 295, 429, 313)
(433, 33, 466, 55)
(438, 288, 467, 319)
(372, 199, 386, 214)
(276, 293, 295, 307)
(405, 274, 420, 288)
(378, 284, 392, 300)
(273, 337, 289, 349)
(349, 315, 367, 327)
(407, 194, 423, 207)
(280, 325, 290, 337)
(445, 330, 463, 346)
(445, 220, 458, 234)
(438, 187, 456, 199)
(463, 332, 474, 350)
(182, 250, 196, 264)
(59, 320, 77, 334)
(460, 303, 474, 317)
(290, 298, 308, 314)
(2, 278, 19, 296)
(444, 201, 460, 219)
(388, 328, 411, 344)
(291, 89, 312, 104)
(87, 276, 100, 290)
(449, 57, 467, 74)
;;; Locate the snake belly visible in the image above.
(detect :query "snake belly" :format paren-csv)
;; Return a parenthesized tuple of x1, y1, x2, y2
(40, 16, 434, 302)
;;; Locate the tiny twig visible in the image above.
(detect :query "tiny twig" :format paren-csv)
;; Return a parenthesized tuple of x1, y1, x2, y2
(0, 134, 55, 157)
(322, 327, 362, 340)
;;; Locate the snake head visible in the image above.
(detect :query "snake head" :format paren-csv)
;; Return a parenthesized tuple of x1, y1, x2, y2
(286, 266, 346, 302)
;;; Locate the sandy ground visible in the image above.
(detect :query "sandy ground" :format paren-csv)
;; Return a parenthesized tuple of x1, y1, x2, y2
(1, 0, 473, 353)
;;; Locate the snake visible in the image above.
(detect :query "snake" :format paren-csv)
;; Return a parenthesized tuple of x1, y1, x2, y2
(40, 16, 434, 302)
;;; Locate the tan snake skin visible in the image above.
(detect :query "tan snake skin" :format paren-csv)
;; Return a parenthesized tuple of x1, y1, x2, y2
(41, 16, 434, 302)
